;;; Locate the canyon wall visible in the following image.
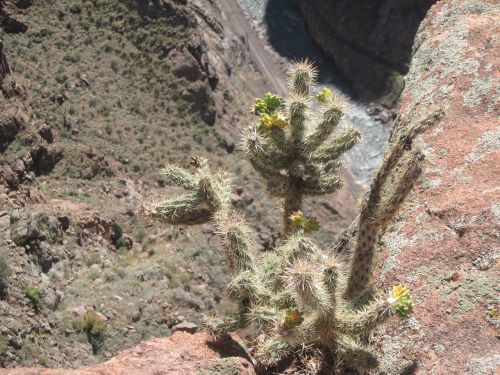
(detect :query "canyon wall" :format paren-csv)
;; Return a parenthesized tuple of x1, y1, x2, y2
(294, 0, 435, 105)
(374, 0, 499, 373)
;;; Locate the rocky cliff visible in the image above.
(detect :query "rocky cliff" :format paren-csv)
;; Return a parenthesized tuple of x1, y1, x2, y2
(0, 0, 272, 368)
(0, 0, 357, 369)
(373, 0, 499, 373)
(0, 332, 256, 375)
(294, 0, 435, 105)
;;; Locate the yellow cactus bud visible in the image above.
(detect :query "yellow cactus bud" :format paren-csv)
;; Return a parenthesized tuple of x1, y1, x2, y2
(289, 211, 320, 232)
(289, 211, 305, 226)
(258, 112, 288, 132)
(388, 284, 413, 318)
(273, 112, 287, 129)
(259, 113, 274, 131)
(316, 87, 332, 103)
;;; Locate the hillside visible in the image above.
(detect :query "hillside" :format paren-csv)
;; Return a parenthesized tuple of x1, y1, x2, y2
(0, 0, 356, 368)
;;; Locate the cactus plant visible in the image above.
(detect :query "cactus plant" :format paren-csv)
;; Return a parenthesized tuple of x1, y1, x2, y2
(141, 61, 424, 373)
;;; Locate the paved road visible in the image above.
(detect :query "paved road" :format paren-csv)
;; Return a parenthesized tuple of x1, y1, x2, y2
(216, 0, 287, 96)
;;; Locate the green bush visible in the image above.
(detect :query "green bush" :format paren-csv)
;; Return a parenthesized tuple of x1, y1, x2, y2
(25, 287, 42, 308)
(0, 256, 10, 297)
(69, 4, 82, 14)
(80, 310, 106, 353)
(110, 221, 127, 248)
(0, 335, 7, 356)
(135, 228, 146, 244)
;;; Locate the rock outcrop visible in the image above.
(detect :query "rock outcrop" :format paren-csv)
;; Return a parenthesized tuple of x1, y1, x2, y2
(373, 0, 499, 373)
(0, 332, 256, 375)
(294, 0, 435, 105)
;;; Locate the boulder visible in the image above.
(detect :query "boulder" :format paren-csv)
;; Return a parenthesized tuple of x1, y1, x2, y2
(171, 321, 198, 334)
(10, 211, 41, 246)
(373, 0, 499, 373)
(37, 124, 55, 144)
(10, 211, 64, 247)
(30, 144, 63, 175)
(0, 165, 20, 190)
(0, 108, 23, 150)
(169, 47, 203, 82)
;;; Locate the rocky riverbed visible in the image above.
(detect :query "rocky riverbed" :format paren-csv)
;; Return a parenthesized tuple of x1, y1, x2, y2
(236, 0, 395, 185)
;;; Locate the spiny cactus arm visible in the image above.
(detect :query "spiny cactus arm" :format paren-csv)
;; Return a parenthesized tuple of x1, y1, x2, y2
(144, 159, 256, 275)
(375, 149, 424, 226)
(288, 95, 308, 145)
(335, 335, 379, 369)
(287, 59, 317, 96)
(226, 269, 262, 302)
(343, 112, 441, 300)
(277, 235, 321, 263)
(325, 113, 438, 258)
(302, 94, 346, 154)
(321, 255, 342, 305)
(248, 156, 284, 180)
(311, 126, 361, 163)
(140, 194, 211, 225)
(284, 259, 330, 312)
(269, 127, 289, 153)
(246, 304, 279, 329)
(283, 190, 304, 235)
(338, 299, 391, 334)
(242, 128, 287, 179)
(205, 315, 244, 338)
(271, 291, 297, 309)
(267, 175, 289, 197)
(255, 337, 292, 367)
(263, 236, 321, 292)
(345, 150, 424, 298)
(302, 173, 343, 196)
(320, 159, 342, 174)
(339, 285, 413, 334)
(161, 164, 199, 190)
(360, 109, 444, 221)
(216, 215, 255, 273)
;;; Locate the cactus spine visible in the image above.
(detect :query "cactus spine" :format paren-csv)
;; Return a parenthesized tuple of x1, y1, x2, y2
(141, 61, 423, 372)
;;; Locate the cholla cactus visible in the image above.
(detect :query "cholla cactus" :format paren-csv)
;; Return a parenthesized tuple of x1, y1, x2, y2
(141, 61, 423, 373)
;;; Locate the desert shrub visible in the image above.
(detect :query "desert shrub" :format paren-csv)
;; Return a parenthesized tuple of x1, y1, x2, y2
(80, 310, 106, 353)
(135, 228, 146, 244)
(0, 335, 7, 356)
(0, 256, 10, 297)
(25, 287, 42, 309)
(69, 4, 82, 14)
(111, 220, 127, 248)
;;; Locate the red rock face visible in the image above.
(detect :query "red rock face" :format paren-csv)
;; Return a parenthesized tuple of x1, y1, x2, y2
(0, 332, 256, 375)
(373, 0, 499, 373)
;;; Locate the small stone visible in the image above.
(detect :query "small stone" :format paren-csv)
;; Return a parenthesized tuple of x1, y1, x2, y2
(130, 311, 141, 322)
(171, 321, 198, 334)
(71, 305, 87, 317)
(95, 311, 108, 321)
